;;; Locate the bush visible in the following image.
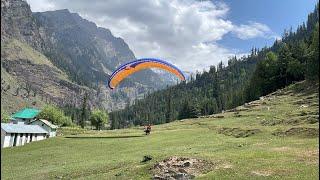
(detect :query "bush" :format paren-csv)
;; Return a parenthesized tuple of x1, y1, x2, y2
(61, 116, 73, 127)
(38, 105, 74, 126)
(1, 111, 11, 123)
(90, 109, 108, 130)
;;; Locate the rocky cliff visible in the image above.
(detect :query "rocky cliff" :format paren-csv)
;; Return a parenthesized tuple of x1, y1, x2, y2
(33, 9, 165, 88)
(1, 0, 44, 50)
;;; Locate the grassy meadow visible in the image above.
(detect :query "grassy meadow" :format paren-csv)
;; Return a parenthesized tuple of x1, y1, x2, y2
(1, 81, 319, 179)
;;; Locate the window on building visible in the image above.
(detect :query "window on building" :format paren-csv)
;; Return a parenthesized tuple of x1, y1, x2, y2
(30, 134, 33, 142)
(19, 133, 23, 145)
(25, 133, 29, 143)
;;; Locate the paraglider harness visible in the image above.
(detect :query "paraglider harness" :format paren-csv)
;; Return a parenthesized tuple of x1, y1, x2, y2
(144, 125, 152, 135)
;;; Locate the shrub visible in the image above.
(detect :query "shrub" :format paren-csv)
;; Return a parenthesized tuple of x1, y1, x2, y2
(90, 109, 108, 130)
(38, 105, 74, 126)
(1, 111, 11, 123)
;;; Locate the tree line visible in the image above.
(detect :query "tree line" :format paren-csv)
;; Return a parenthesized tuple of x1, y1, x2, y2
(60, 92, 109, 130)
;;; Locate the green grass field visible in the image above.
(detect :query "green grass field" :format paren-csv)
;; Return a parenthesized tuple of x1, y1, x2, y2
(1, 81, 319, 179)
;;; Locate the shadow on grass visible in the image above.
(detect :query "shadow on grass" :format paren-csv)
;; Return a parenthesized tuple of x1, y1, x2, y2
(65, 135, 145, 139)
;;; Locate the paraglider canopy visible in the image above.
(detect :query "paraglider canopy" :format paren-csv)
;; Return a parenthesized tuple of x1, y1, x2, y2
(108, 58, 185, 89)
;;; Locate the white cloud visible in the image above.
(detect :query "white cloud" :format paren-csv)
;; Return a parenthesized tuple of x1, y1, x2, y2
(26, 0, 276, 72)
(25, 0, 56, 12)
(232, 21, 277, 40)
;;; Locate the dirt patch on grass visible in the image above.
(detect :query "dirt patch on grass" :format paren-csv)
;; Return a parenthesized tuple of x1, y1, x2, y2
(235, 106, 250, 112)
(301, 149, 319, 158)
(198, 115, 224, 119)
(218, 127, 261, 138)
(261, 115, 319, 126)
(272, 127, 319, 138)
(152, 157, 214, 179)
(296, 149, 319, 165)
(271, 147, 319, 165)
(261, 119, 283, 126)
(253, 142, 269, 146)
(215, 163, 233, 170)
(271, 146, 292, 152)
(251, 170, 273, 177)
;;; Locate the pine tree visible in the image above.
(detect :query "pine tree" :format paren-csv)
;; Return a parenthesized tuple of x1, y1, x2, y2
(165, 89, 172, 123)
(306, 23, 319, 81)
(278, 43, 294, 86)
(178, 100, 200, 120)
(80, 92, 88, 128)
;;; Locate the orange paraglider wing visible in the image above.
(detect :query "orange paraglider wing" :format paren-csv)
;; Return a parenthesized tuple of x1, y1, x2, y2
(108, 58, 185, 89)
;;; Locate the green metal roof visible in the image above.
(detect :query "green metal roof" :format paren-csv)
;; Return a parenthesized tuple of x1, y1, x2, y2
(11, 108, 41, 119)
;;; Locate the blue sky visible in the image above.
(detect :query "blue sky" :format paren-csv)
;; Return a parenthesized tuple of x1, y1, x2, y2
(27, 0, 318, 71)
(218, 0, 318, 52)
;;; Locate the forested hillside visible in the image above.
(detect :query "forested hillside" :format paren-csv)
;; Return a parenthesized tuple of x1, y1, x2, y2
(110, 4, 319, 129)
(245, 4, 319, 101)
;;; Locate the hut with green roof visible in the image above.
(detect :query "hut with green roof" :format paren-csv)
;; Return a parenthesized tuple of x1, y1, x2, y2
(11, 108, 41, 124)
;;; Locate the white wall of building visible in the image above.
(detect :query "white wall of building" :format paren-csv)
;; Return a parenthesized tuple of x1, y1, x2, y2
(50, 131, 56, 137)
(1, 132, 48, 148)
(1, 130, 11, 148)
(30, 121, 56, 137)
(9, 134, 14, 147)
(1, 129, 5, 147)
(36, 134, 46, 141)
(21, 134, 26, 146)
(16, 134, 21, 146)
(3, 135, 11, 148)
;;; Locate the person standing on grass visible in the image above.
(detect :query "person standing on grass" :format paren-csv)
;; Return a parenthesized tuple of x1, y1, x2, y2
(144, 124, 152, 135)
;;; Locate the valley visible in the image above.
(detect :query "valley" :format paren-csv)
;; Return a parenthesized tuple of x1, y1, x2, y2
(1, 81, 318, 179)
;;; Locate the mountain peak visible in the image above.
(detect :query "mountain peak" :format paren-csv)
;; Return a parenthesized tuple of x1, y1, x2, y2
(52, 8, 70, 13)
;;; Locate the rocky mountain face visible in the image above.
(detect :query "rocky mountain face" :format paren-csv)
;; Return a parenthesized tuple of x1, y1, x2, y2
(33, 9, 165, 88)
(1, 39, 87, 113)
(1, 0, 166, 113)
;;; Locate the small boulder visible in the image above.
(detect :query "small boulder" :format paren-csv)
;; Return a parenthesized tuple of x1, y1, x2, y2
(183, 161, 191, 167)
(141, 155, 153, 163)
(172, 173, 190, 179)
(178, 168, 188, 173)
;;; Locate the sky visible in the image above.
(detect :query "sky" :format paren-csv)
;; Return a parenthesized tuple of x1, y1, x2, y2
(26, 0, 318, 72)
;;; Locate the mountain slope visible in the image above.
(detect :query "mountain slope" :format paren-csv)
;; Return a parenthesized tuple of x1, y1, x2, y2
(1, 0, 169, 113)
(1, 0, 166, 89)
(1, 38, 88, 113)
(33, 9, 166, 88)
(1, 0, 44, 50)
